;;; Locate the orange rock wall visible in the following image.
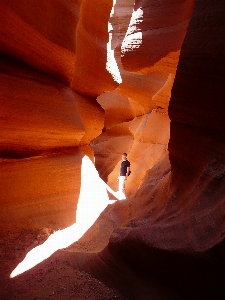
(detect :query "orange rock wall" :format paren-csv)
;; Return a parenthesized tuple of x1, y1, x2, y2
(0, 0, 195, 229)
(1, 0, 225, 298)
(72, 0, 119, 97)
(93, 0, 194, 197)
(0, 0, 78, 84)
(1, 150, 83, 229)
(0, 0, 106, 229)
(91, 2, 225, 297)
(101, 0, 225, 253)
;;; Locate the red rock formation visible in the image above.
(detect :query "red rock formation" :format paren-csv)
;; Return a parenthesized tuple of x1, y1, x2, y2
(0, 0, 105, 230)
(86, 1, 225, 299)
(121, 0, 195, 74)
(1, 0, 225, 299)
(72, 0, 120, 97)
(0, 72, 84, 155)
(93, 0, 194, 198)
(1, 149, 83, 229)
(80, 0, 225, 298)
(167, 0, 225, 250)
(0, 0, 78, 84)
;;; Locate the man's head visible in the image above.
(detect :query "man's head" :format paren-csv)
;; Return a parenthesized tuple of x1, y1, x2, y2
(122, 153, 127, 161)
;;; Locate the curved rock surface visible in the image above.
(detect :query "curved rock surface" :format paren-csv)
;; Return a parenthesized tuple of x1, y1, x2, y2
(121, 0, 195, 74)
(1, 0, 225, 299)
(0, 0, 78, 84)
(72, 0, 120, 97)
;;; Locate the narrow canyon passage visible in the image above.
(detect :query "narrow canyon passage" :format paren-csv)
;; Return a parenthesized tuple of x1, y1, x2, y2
(0, 0, 225, 299)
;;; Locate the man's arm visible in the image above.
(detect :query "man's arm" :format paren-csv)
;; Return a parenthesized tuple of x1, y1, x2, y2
(125, 166, 130, 179)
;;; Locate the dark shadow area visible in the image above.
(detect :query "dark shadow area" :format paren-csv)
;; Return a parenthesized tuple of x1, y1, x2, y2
(107, 237, 225, 299)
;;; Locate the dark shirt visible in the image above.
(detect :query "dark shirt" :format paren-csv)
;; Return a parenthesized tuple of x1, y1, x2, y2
(120, 160, 130, 176)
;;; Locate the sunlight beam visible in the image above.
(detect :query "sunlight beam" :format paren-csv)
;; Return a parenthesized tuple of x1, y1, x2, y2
(10, 155, 119, 278)
(121, 7, 143, 56)
(106, 0, 122, 84)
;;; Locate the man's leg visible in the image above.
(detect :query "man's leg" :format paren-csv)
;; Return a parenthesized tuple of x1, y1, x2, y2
(118, 176, 126, 195)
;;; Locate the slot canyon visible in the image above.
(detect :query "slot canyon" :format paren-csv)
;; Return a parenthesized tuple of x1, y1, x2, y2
(0, 0, 225, 299)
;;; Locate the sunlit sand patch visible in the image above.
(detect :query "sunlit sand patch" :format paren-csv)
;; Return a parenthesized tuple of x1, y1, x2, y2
(10, 155, 119, 278)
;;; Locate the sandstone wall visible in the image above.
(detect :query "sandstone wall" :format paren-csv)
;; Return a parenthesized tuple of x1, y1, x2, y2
(93, 0, 195, 197)
(0, 0, 106, 229)
(79, 2, 225, 298)
(99, 0, 225, 256)
(1, 1, 225, 298)
(1, 0, 195, 228)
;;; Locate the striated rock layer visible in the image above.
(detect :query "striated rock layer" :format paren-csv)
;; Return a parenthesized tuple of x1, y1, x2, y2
(0, 0, 105, 229)
(90, 1, 225, 298)
(1, 0, 225, 299)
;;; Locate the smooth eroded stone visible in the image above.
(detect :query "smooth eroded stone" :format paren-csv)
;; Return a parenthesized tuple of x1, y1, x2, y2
(0, 149, 83, 230)
(0, 73, 85, 157)
(75, 93, 105, 145)
(72, 0, 120, 97)
(121, 0, 195, 74)
(97, 90, 134, 128)
(0, 0, 78, 84)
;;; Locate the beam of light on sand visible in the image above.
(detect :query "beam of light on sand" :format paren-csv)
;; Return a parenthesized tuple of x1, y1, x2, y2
(10, 155, 123, 279)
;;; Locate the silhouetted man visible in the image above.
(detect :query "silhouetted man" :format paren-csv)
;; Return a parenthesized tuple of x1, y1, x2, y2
(118, 152, 130, 198)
